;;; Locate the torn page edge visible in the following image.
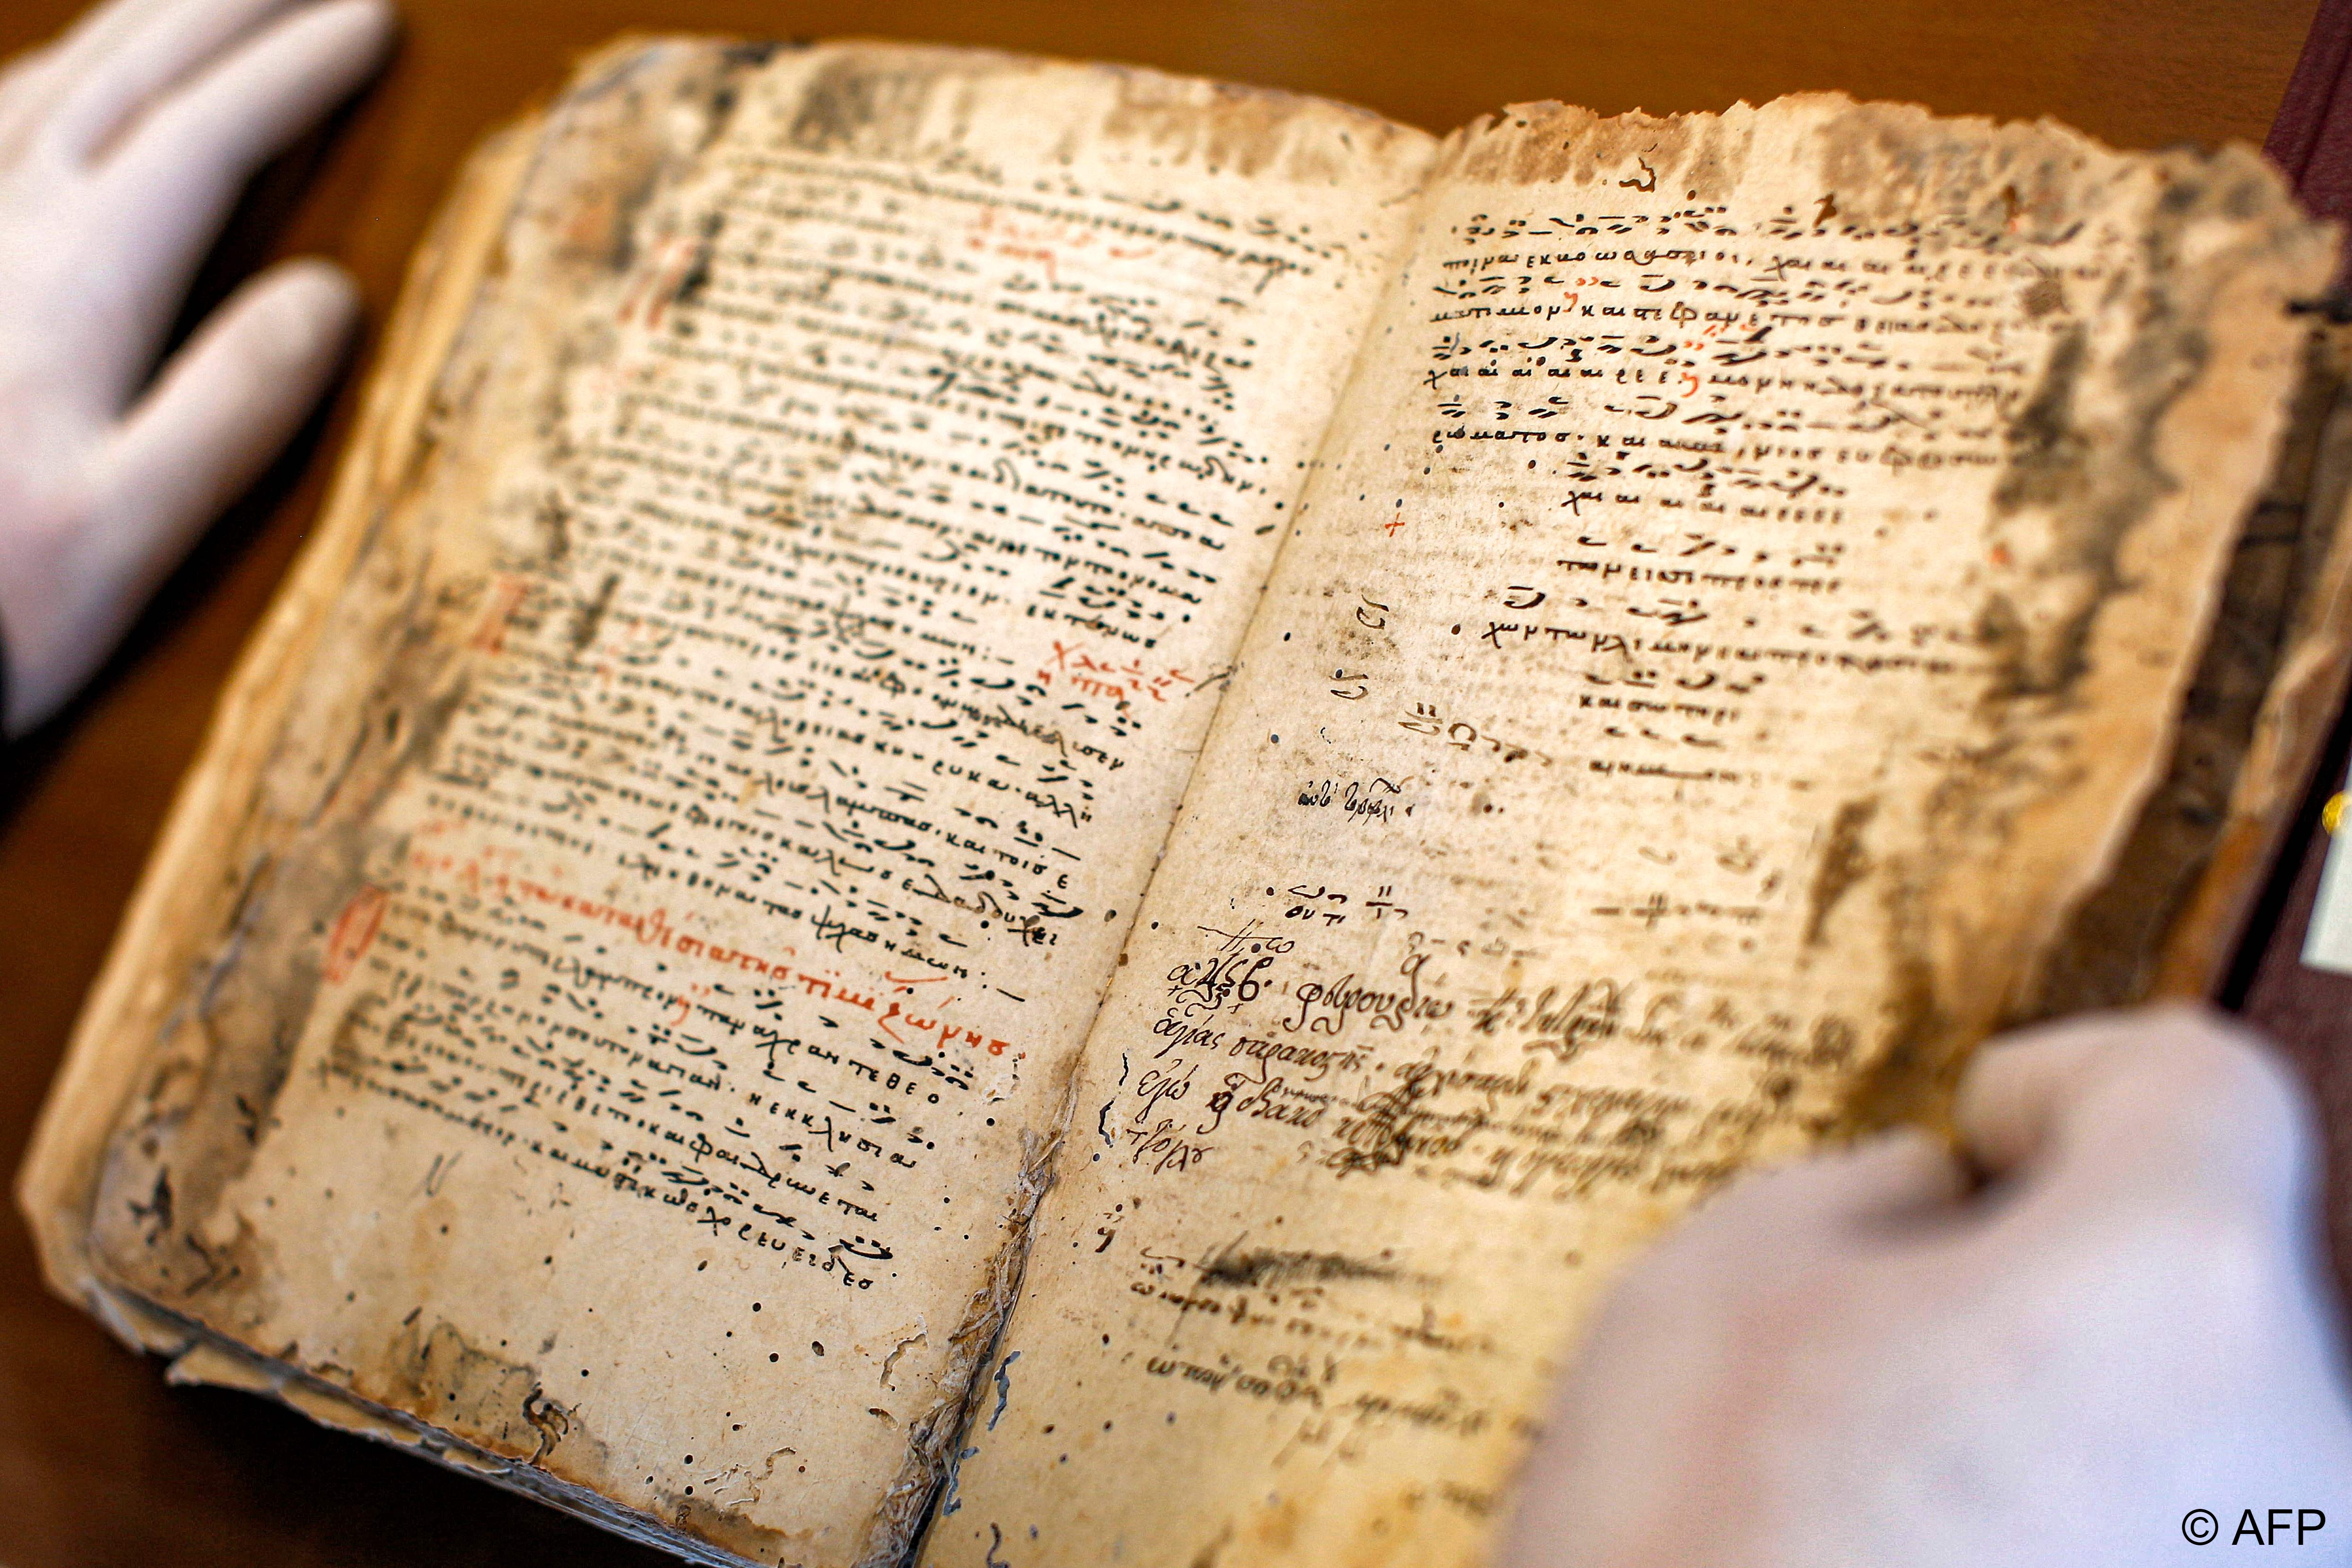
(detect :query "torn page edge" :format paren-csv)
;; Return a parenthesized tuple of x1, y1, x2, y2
(865, 1088, 1074, 1568)
(96, 1287, 752, 1566)
(11, 113, 541, 1325)
(2010, 320, 2352, 1018)
(2161, 321, 2352, 995)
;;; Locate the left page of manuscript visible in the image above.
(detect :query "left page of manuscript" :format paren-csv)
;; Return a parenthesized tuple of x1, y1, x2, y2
(21, 38, 1436, 1567)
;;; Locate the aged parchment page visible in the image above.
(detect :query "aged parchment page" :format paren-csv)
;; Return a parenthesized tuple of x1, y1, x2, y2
(27, 40, 1434, 1567)
(923, 98, 2335, 1567)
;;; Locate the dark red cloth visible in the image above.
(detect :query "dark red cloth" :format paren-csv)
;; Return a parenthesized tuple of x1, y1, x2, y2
(2270, 0, 2352, 230)
(2268, 0, 2352, 297)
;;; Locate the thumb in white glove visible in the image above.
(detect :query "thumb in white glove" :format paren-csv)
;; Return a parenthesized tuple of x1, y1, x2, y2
(0, 0, 396, 734)
(1503, 1005, 2352, 1568)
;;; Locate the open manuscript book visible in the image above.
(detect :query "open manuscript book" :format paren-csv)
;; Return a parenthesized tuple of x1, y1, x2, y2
(21, 35, 2352, 1568)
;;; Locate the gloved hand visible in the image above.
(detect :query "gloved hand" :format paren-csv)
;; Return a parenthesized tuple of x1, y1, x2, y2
(1504, 1005, 2352, 1568)
(0, 0, 394, 735)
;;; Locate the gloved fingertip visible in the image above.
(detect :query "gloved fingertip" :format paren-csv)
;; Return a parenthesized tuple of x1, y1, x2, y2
(1955, 1006, 2314, 1207)
(306, 0, 400, 67)
(246, 257, 362, 362)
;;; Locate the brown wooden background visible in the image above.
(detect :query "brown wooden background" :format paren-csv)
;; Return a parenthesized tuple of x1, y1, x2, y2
(0, 1, 2326, 1562)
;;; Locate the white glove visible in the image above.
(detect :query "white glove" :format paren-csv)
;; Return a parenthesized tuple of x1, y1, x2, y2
(1504, 1005, 2352, 1568)
(0, 0, 394, 734)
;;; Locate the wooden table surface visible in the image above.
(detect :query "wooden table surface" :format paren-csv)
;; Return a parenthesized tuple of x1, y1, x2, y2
(0, 1, 2324, 1562)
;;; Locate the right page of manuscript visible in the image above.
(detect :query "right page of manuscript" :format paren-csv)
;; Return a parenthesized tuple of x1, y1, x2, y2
(921, 96, 2334, 1568)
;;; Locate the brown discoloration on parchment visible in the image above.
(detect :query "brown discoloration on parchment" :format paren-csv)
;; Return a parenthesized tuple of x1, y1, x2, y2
(15, 92, 544, 1320)
(1438, 100, 1752, 202)
(157, 1309, 767, 1567)
(341, 1317, 802, 1565)
(1803, 797, 1878, 947)
(1840, 137, 2334, 1132)
(1096, 70, 1414, 185)
(785, 48, 943, 158)
(36, 36, 808, 1565)
(1832, 950, 1954, 1135)
(81, 36, 750, 1324)
(1812, 98, 2110, 244)
(776, 40, 1421, 187)
(2151, 319, 2352, 997)
(2028, 326, 2352, 1012)
(86, 668, 464, 1315)
(368, 1317, 575, 1463)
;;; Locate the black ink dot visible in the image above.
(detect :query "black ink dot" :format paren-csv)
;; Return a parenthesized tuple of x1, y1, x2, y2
(752, 1303, 761, 1312)
(684, 1455, 693, 1464)
(1269, 734, 1280, 744)
(697, 1260, 706, 1271)
(770, 1353, 780, 1362)
(812, 1342, 826, 1356)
